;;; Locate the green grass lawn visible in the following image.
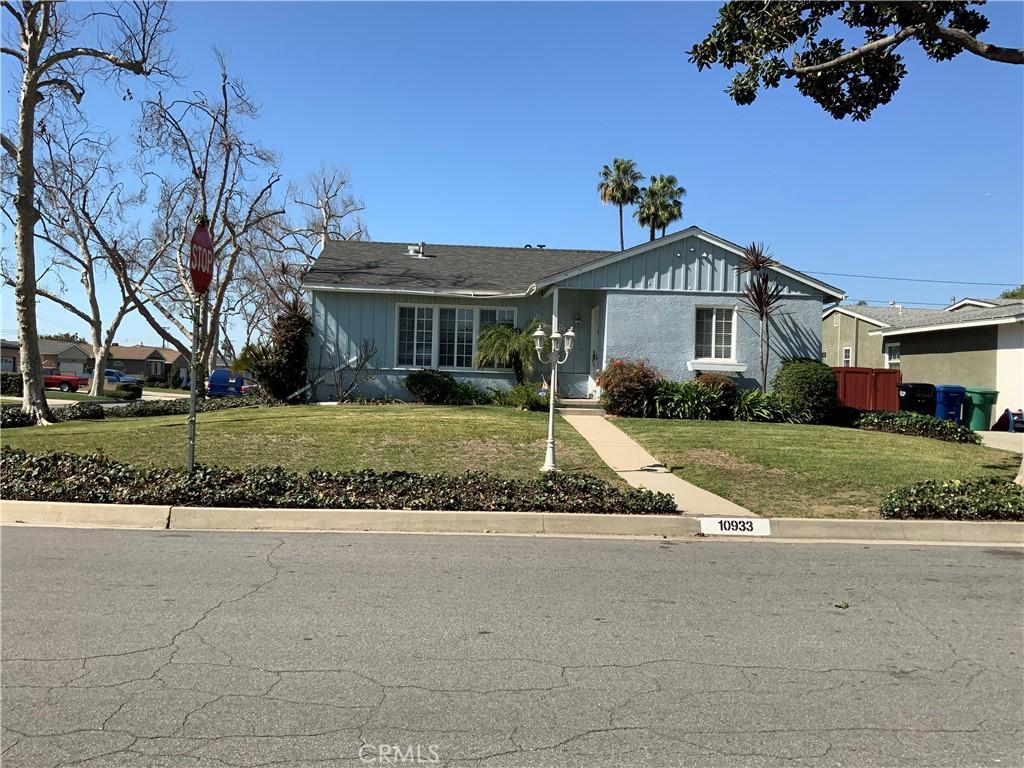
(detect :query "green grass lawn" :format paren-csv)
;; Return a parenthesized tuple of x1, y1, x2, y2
(616, 419, 1020, 518)
(0, 404, 619, 483)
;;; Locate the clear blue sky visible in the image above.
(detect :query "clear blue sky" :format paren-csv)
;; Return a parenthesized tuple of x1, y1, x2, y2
(3, 1, 1023, 345)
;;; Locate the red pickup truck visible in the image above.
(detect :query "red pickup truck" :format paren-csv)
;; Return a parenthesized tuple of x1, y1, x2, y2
(43, 368, 82, 392)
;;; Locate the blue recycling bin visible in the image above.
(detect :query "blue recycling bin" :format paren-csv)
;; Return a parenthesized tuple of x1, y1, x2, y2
(934, 385, 967, 424)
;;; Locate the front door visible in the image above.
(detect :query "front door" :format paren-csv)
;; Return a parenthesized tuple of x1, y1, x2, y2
(588, 305, 601, 397)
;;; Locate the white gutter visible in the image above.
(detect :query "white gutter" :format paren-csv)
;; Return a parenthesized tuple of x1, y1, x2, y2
(303, 283, 528, 299)
(868, 315, 1024, 336)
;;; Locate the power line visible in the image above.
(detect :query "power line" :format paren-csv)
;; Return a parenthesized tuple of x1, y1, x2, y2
(804, 270, 1017, 288)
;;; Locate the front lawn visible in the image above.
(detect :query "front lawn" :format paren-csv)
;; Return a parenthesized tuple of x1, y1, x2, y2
(616, 419, 1020, 518)
(0, 404, 619, 483)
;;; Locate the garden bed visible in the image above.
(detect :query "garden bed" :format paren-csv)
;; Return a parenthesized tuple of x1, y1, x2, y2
(0, 448, 674, 515)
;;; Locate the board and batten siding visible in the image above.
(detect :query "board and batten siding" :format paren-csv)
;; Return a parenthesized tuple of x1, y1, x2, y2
(552, 234, 815, 297)
(309, 289, 602, 400)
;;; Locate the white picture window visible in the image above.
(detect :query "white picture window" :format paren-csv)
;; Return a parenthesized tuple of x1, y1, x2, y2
(842, 347, 852, 367)
(397, 306, 434, 367)
(695, 308, 734, 360)
(439, 308, 475, 368)
(884, 342, 901, 370)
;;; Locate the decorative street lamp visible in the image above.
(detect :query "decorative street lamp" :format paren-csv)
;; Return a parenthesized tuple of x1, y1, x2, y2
(533, 324, 575, 472)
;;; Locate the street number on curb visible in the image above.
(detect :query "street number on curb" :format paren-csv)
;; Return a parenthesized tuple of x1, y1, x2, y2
(700, 517, 771, 537)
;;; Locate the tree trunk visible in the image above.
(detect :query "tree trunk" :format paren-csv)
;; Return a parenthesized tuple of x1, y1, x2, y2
(14, 69, 52, 424)
(512, 354, 525, 386)
(761, 315, 771, 391)
(617, 205, 624, 251)
(649, 223, 655, 242)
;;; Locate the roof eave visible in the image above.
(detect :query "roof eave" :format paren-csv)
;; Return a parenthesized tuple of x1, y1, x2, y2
(869, 314, 1024, 336)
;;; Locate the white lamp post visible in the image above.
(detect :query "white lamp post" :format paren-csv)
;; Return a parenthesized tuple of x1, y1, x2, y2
(533, 324, 575, 472)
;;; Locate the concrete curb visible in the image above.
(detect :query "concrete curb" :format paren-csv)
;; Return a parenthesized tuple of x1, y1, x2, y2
(1, 500, 170, 529)
(2, 500, 1023, 544)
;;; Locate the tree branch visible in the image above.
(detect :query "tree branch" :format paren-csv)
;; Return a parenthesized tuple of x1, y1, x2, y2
(2, 132, 17, 159)
(929, 25, 1024, 65)
(36, 47, 148, 78)
(36, 77, 84, 103)
(791, 25, 925, 75)
(2, 46, 25, 61)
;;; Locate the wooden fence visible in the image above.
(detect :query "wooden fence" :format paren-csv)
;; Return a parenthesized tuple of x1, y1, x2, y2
(833, 367, 902, 412)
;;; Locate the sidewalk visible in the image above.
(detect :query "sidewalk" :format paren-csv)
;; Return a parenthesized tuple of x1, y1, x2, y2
(980, 431, 1023, 454)
(561, 412, 756, 517)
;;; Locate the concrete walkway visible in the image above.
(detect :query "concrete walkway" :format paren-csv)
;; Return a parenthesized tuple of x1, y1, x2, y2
(561, 412, 756, 517)
(980, 431, 1023, 454)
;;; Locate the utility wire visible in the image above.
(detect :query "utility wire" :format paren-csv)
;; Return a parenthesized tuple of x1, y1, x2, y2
(803, 270, 1017, 288)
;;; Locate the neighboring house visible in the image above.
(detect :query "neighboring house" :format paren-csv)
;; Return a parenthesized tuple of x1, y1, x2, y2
(821, 305, 945, 369)
(303, 226, 845, 401)
(38, 339, 91, 374)
(867, 298, 1024, 421)
(103, 344, 189, 380)
(0, 338, 19, 372)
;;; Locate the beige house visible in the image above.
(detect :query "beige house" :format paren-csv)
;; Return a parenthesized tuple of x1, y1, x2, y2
(1, 338, 93, 374)
(821, 305, 942, 369)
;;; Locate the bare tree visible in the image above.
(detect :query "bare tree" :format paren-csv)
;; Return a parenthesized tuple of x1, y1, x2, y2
(1, 122, 153, 396)
(234, 165, 367, 337)
(115, 56, 285, 390)
(1, 0, 172, 422)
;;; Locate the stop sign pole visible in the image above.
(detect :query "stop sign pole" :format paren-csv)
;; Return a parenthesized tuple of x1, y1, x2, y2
(187, 214, 214, 474)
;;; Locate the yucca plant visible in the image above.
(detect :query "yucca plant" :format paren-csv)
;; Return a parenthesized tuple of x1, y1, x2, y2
(736, 242, 785, 391)
(475, 319, 540, 385)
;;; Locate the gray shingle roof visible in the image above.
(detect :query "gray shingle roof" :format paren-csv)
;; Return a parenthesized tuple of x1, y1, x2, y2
(303, 240, 612, 295)
(882, 300, 1024, 330)
(831, 305, 948, 327)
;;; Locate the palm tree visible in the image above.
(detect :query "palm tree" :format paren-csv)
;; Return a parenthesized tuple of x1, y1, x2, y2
(635, 175, 687, 241)
(736, 242, 784, 390)
(597, 158, 644, 251)
(476, 319, 541, 385)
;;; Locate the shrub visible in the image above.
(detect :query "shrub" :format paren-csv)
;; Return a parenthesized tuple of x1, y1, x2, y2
(857, 411, 981, 444)
(733, 388, 782, 422)
(0, 405, 34, 429)
(108, 384, 142, 401)
(450, 380, 493, 405)
(493, 383, 547, 412)
(0, 447, 678, 515)
(56, 402, 105, 422)
(1, 372, 22, 396)
(248, 299, 312, 402)
(597, 359, 660, 417)
(403, 369, 457, 404)
(881, 478, 1024, 521)
(695, 372, 737, 419)
(651, 380, 721, 420)
(771, 359, 837, 424)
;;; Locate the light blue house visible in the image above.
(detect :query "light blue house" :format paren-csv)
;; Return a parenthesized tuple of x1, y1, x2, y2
(303, 226, 845, 400)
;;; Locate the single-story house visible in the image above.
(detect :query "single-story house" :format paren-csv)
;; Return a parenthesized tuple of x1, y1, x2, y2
(3, 338, 92, 373)
(302, 226, 846, 401)
(0, 338, 19, 372)
(821, 304, 945, 369)
(103, 344, 188, 380)
(866, 298, 1023, 422)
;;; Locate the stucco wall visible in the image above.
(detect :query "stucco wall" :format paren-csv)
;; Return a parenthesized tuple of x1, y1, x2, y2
(820, 313, 886, 368)
(896, 325, 998, 387)
(603, 291, 824, 389)
(995, 322, 1023, 418)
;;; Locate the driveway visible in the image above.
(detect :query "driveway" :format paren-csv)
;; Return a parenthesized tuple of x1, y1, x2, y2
(980, 430, 1024, 454)
(2, 528, 1021, 767)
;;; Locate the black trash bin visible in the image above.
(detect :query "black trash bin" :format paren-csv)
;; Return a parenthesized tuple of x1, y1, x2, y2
(897, 382, 936, 415)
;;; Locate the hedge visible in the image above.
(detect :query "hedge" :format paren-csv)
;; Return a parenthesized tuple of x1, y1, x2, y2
(771, 359, 837, 424)
(0, 448, 678, 515)
(0, 395, 269, 429)
(858, 411, 981, 444)
(1, 371, 21, 396)
(880, 478, 1024, 521)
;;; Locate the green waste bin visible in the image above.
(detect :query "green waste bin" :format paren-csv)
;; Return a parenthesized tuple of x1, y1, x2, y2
(964, 387, 999, 431)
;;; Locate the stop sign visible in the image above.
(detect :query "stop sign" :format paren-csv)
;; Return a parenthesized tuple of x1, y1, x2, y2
(189, 222, 214, 294)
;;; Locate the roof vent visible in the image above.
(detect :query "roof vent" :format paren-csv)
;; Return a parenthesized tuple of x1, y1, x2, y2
(524, 244, 532, 249)
(407, 242, 432, 259)
(523, 244, 546, 249)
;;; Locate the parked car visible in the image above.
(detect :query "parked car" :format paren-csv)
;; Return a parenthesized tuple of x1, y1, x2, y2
(101, 369, 141, 385)
(42, 368, 81, 393)
(205, 369, 251, 398)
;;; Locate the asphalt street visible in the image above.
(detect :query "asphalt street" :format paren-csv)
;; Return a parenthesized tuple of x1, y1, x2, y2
(1, 527, 1022, 767)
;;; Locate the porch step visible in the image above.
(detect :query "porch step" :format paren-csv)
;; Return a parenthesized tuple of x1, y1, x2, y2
(556, 398, 605, 417)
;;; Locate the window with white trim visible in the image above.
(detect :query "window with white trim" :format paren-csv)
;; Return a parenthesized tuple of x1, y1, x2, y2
(439, 308, 474, 368)
(884, 342, 901, 370)
(695, 308, 734, 360)
(398, 306, 434, 367)
(842, 347, 852, 367)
